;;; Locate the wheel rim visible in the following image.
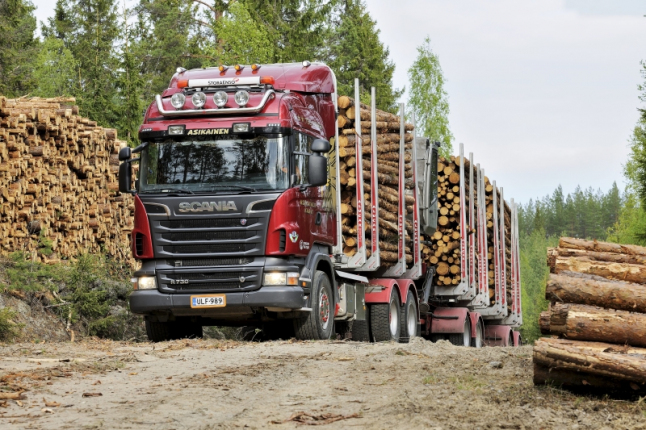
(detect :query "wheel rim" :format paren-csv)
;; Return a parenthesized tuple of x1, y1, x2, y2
(389, 299, 399, 337)
(319, 289, 330, 331)
(462, 320, 470, 346)
(407, 301, 417, 338)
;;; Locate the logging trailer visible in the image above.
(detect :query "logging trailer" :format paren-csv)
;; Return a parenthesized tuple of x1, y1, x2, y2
(119, 62, 522, 346)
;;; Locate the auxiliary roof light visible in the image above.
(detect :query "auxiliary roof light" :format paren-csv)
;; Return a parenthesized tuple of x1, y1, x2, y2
(192, 91, 207, 109)
(260, 76, 275, 85)
(218, 65, 228, 72)
(302, 60, 311, 67)
(234, 90, 250, 107)
(170, 93, 186, 110)
(251, 64, 261, 71)
(234, 64, 244, 72)
(213, 91, 228, 108)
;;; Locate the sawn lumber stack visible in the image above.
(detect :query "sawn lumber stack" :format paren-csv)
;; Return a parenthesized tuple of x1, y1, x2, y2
(534, 237, 646, 396)
(0, 96, 133, 263)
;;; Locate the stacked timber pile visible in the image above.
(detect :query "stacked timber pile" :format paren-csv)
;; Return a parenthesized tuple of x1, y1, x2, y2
(0, 96, 133, 263)
(534, 237, 646, 397)
(334, 96, 414, 267)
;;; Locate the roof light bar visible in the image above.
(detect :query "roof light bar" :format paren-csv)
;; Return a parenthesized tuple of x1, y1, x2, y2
(155, 90, 275, 117)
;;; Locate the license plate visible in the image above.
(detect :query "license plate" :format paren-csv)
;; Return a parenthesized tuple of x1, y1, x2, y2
(190, 295, 226, 308)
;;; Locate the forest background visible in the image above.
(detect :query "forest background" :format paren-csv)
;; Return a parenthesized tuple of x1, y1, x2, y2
(1, 0, 645, 342)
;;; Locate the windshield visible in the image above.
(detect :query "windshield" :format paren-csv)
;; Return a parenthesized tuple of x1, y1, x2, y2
(139, 136, 290, 193)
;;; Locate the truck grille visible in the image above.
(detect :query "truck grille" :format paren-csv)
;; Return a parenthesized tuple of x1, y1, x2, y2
(163, 243, 253, 254)
(161, 231, 256, 241)
(159, 268, 261, 293)
(160, 218, 259, 229)
(167, 258, 253, 267)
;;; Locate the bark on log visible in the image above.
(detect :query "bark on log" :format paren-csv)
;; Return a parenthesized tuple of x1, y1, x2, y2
(533, 363, 646, 397)
(546, 273, 646, 313)
(549, 302, 646, 347)
(553, 247, 646, 266)
(552, 255, 646, 284)
(533, 337, 646, 386)
(559, 237, 646, 256)
(539, 310, 551, 334)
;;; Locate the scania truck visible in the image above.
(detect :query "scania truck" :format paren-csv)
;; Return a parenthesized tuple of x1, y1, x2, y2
(119, 62, 522, 346)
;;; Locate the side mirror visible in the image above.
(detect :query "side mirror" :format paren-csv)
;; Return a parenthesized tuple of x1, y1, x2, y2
(119, 162, 132, 193)
(311, 139, 331, 153)
(119, 147, 132, 161)
(308, 154, 327, 187)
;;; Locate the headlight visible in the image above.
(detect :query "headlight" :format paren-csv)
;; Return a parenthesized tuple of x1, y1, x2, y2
(138, 276, 157, 290)
(192, 92, 207, 109)
(263, 273, 286, 286)
(263, 272, 299, 286)
(213, 91, 228, 107)
(234, 90, 249, 107)
(170, 93, 186, 110)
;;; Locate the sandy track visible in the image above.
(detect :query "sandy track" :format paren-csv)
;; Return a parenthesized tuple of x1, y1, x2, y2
(1, 338, 645, 429)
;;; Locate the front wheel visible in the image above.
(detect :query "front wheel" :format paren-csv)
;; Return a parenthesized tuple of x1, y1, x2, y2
(293, 270, 334, 340)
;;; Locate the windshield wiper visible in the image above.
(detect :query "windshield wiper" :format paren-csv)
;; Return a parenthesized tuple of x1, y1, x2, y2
(159, 188, 195, 195)
(207, 185, 257, 192)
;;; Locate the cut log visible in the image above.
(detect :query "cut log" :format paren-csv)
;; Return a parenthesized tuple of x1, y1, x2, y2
(533, 363, 646, 397)
(559, 237, 646, 256)
(533, 338, 646, 386)
(546, 273, 646, 313)
(549, 302, 646, 347)
(552, 255, 646, 284)
(539, 310, 551, 334)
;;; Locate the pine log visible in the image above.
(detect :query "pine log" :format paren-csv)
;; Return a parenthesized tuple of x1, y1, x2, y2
(533, 338, 646, 386)
(549, 302, 646, 347)
(533, 363, 646, 397)
(552, 247, 646, 266)
(559, 237, 646, 256)
(539, 310, 551, 334)
(552, 255, 646, 284)
(546, 273, 646, 313)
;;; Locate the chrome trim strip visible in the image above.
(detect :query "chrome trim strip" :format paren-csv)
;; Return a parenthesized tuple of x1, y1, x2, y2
(155, 90, 275, 117)
(246, 197, 279, 214)
(143, 202, 171, 216)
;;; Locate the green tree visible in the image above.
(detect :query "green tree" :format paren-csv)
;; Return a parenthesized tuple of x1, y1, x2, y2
(204, 1, 274, 65)
(43, 0, 121, 127)
(407, 36, 453, 156)
(326, 0, 402, 113)
(0, 0, 39, 97)
(241, 0, 337, 63)
(32, 36, 78, 98)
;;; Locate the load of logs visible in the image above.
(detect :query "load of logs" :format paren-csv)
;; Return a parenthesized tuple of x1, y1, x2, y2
(534, 237, 646, 397)
(334, 96, 415, 267)
(0, 96, 133, 264)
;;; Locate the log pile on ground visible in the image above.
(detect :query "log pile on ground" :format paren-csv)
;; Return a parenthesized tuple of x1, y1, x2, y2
(534, 237, 646, 397)
(334, 96, 414, 266)
(0, 96, 133, 263)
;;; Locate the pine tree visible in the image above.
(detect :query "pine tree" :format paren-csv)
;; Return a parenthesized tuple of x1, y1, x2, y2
(407, 37, 453, 155)
(43, 0, 120, 127)
(325, 0, 402, 113)
(0, 0, 39, 97)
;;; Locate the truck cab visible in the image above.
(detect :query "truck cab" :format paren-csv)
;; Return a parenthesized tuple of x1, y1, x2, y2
(121, 63, 341, 341)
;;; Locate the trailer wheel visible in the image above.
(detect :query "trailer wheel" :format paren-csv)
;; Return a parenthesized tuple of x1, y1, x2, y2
(399, 290, 418, 344)
(351, 306, 371, 342)
(448, 318, 470, 347)
(370, 290, 401, 342)
(471, 319, 484, 348)
(293, 270, 334, 340)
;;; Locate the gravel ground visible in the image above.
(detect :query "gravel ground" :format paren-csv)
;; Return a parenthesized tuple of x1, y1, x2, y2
(1, 338, 645, 429)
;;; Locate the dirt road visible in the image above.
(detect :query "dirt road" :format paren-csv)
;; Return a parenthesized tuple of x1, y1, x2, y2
(1, 338, 645, 429)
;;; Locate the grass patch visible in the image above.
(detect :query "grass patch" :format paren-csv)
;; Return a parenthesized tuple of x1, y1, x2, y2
(448, 374, 486, 392)
(0, 307, 22, 341)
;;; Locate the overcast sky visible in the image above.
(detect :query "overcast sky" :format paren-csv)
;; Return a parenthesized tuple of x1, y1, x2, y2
(31, 0, 646, 204)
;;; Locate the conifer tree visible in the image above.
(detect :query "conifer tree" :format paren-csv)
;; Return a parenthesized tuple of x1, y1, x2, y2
(326, 0, 402, 113)
(0, 0, 39, 97)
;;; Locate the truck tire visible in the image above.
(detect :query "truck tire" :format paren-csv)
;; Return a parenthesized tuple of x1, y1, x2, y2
(145, 320, 173, 342)
(471, 318, 484, 348)
(293, 270, 334, 340)
(350, 306, 371, 342)
(448, 318, 470, 347)
(370, 290, 401, 342)
(399, 290, 418, 344)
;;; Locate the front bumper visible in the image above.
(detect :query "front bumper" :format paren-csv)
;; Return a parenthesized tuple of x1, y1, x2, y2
(129, 286, 307, 316)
